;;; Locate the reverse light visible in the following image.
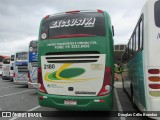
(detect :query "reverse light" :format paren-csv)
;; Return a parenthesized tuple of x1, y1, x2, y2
(94, 100, 105, 102)
(148, 69, 159, 74)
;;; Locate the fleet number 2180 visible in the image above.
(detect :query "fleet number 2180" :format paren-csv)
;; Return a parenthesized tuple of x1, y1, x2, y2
(44, 64, 55, 69)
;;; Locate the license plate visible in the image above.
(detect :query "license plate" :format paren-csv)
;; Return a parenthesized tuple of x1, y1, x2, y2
(64, 100, 77, 105)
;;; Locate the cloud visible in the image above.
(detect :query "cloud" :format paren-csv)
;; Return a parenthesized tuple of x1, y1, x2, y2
(0, 0, 147, 56)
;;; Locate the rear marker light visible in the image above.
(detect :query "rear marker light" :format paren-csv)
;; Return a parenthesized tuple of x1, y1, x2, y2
(44, 15, 50, 19)
(97, 9, 103, 13)
(94, 100, 105, 102)
(148, 69, 159, 74)
(65, 10, 80, 14)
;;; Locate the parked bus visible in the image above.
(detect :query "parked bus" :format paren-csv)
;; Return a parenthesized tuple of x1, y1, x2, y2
(38, 10, 114, 111)
(0, 55, 9, 76)
(14, 51, 28, 85)
(9, 55, 15, 81)
(28, 40, 38, 88)
(2, 57, 10, 80)
(121, 0, 160, 115)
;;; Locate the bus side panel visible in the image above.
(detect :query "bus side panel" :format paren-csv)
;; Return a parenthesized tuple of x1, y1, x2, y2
(128, 51, 146, 110)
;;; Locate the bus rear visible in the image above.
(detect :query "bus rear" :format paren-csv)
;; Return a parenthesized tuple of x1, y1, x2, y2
(38, 10, 114, 111)
(2, 58, 10, 80)
(9, 55, 15, 81)
(28, 40, 38, 88)
(14, 52, 28, 85)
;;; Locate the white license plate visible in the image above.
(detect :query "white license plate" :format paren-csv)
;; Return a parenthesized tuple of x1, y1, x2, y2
(64, 100, 77, 105)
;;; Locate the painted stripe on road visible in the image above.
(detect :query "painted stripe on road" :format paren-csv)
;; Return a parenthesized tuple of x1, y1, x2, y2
(9, 105, 41, 120)
(0, 85, 17, 89)
(0, 89, 34, 98)
(114, 88, 126, 120)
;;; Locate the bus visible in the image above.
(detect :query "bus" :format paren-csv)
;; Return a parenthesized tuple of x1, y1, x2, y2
(121, 0, 160, 115)
(9, 55, 15, 81)
(38, 10, 114, 111)
(0, 55, 9, 76)
(14, 51, 28, 85)
(2, 57, 10, 80)
(28, 40, 38, 88)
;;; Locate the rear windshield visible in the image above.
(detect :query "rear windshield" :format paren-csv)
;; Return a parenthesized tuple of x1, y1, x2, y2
(16, 52, 28, 61)
(11, 55, 14, 61)
(3, 58, 10, 64)
(155, 0, 160, 27)
(0, 57, 3, 62)
(29, 41, 38, 52)
(41, 12, 106, 39)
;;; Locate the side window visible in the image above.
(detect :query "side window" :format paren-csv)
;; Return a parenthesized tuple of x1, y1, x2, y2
(135, 26, 139, 51)
(132, 33, 136, 54)
(129, 39, 132, 57)
(139, 20, 143, 49)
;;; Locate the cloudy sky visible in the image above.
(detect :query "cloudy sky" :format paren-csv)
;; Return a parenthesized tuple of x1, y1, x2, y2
(0, 0, 147, 56)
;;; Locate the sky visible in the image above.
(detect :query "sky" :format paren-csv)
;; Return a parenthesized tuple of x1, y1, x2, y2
(0, 0, 147, 56)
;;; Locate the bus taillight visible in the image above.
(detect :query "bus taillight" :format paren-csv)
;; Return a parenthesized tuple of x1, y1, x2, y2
(149, 84, 160, 89)
(13, 73, 15, 78)
(98, 67, 112, 96)
(38, 67, 47, 93)
(148, 69, 159, 74)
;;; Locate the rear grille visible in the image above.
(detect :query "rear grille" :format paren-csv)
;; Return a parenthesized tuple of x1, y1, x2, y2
(45, 51, 100, 63)
(18, 66, 28, 72)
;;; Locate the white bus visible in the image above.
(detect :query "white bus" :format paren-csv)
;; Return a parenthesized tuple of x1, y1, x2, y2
(0, 55, 8, 76)
(28, 40, 38, 88)
(2, 57, 10, 80)
(9, 55, 15, 81)
(14, 51, 28, 85)
(121, 0, 160, 118)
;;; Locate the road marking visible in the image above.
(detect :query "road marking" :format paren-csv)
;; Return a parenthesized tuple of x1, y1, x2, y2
(0, 89, 34, 98)
(114, 88, 126, 120)
(0, 85, 17, 89)
(9, 105, 41, 120)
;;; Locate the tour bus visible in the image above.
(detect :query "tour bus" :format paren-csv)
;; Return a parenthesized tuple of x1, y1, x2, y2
(9, 55, 15, 81)
(121, 0, 160, 116)
(28, 40, 38, 88)
(38, 10, 114, 111)
(0, 55, 8, 76)
(14, 51, 28, 85)
(2, 57, 10, 80)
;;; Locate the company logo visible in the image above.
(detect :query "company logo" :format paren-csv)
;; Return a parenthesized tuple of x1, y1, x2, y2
(75, 91, 96, 95)
(44, 63, 98, 83)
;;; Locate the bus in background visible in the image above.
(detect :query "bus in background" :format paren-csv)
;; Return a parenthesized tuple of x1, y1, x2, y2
(0, 55, 9, 76)
(2, 57, 10, 80)
(28, 40, 38, 88)
(38, 10, 114, 111)
(14, 51, 28, 85)
(121, 0, 160, 117)
(9, 55, 15, 81)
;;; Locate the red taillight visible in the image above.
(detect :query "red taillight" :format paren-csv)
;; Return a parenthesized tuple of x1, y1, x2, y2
(44, 15, 50, 19)
(65, 10, 80, 14)
(13, 73, 15, 77)
(149, 84, 160, 89)
(148, 69, 159, 74)
(28, 70, 31, 82)
(97, 9, 103, 13)
(98, 67, 112, 96)
(39, 96, 43, 100)
(38, 67, 47, 93)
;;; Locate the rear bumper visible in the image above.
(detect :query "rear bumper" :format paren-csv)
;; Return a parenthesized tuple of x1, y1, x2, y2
(14, 77, 28, 85)
(38, 91, 113, 111)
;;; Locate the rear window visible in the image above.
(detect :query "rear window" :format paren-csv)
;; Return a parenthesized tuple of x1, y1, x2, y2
(3, 58, 10, 64)
(154, 0, 160, 27)
(11, 55, 14, 61)
(16, 52, 28, 61)
(29, 41, 38, 52)
(41, 12, 106, 40)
